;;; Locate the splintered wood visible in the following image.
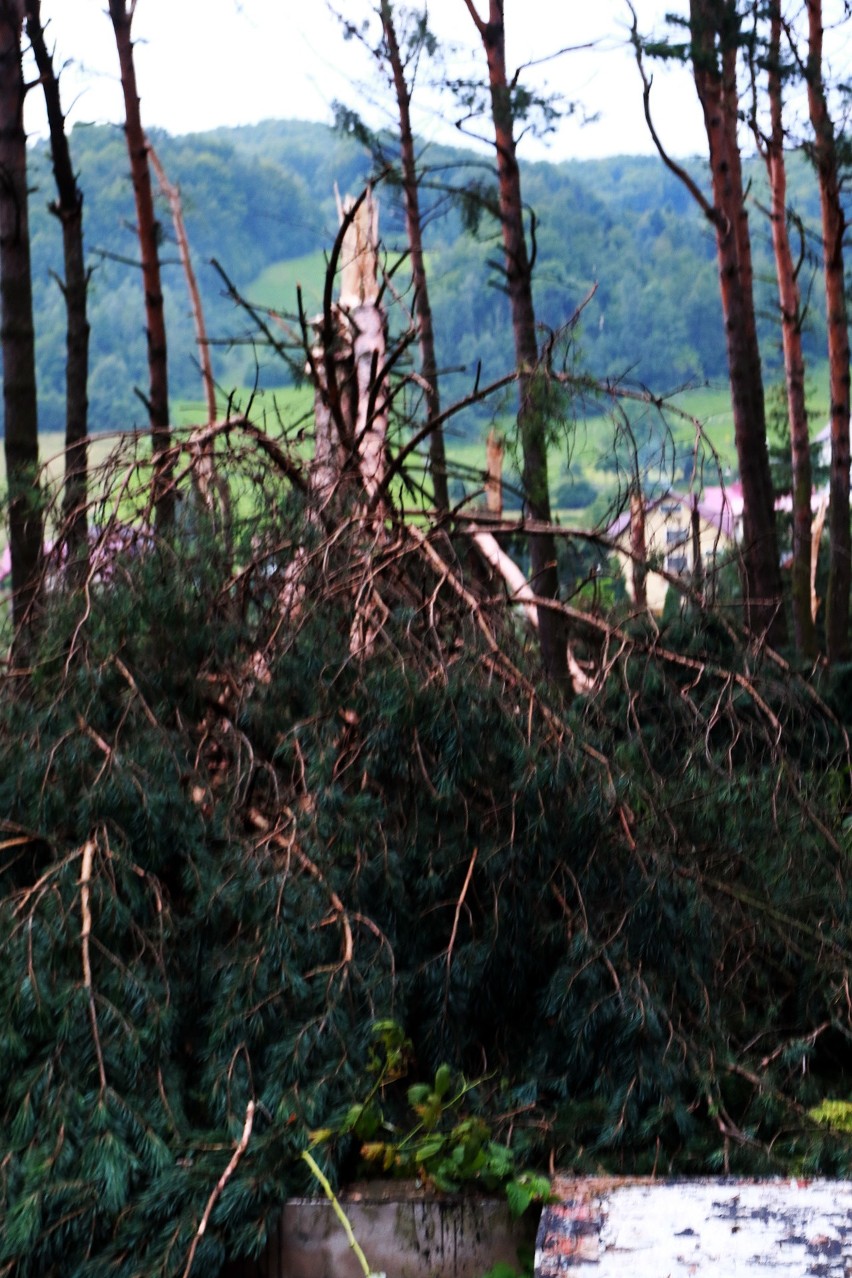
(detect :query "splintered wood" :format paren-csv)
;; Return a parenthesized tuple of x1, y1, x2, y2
(311, 188, 388, 505)
(536, 1178, 852, 1275)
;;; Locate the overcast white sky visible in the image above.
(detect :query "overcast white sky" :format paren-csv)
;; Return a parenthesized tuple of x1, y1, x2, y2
(25, 1, 852, 161)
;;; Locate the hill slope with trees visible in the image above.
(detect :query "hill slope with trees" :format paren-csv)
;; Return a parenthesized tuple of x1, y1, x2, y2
(19, 118, 833, 437)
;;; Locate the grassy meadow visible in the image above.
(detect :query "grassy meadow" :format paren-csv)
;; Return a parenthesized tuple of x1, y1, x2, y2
(0, 363, 835, 553)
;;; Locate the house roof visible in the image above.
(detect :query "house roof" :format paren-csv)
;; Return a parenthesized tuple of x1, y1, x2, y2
(608, 484, 743, 541)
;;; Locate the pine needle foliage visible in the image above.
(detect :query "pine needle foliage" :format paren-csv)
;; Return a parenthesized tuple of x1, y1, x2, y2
(1, 433, 852, 1275)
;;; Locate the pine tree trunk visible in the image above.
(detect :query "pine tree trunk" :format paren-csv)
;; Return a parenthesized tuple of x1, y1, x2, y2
(806, 0, 850, 663)
(690, 0, 785, 645)
(379, 0, 448, 514)
(25, 0, 89, 581)
(465, 0, 569, 689)
(0, 0, 41, 642)
(765, 0, 815, 657)
(108, 0, 173, 527)
(630, 489, 647, 610)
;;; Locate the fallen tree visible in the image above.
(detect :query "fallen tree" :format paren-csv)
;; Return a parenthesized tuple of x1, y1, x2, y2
(1, 415, 851, 1275)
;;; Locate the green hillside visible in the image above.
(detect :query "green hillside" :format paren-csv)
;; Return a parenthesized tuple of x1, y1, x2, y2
(15, 118, 837, 451)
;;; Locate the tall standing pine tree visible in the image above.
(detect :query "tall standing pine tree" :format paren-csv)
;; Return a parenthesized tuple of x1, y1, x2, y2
(108, 0, 174, 527)
(460, 0, 569, 689)
(0, 0, 41, 645)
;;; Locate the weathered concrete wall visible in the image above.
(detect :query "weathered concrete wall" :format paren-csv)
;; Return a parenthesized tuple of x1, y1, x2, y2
(226, 1186, 536, 1278)
(536, 1177, 852, 1275)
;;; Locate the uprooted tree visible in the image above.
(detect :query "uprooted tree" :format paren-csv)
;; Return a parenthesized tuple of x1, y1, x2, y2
(4, 7, 852, 1276)
(2, 367, 852, 1275)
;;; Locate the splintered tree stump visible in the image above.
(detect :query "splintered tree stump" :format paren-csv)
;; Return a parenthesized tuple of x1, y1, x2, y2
(536, 1178, 852, 1275)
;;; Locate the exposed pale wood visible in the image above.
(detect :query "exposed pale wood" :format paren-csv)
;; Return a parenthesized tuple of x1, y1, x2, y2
(320, 190, 387, 506)
(485, 429, 504, 517)
(148, 143, 215, 425)
(812, 490, 828, 623)
(470, 529, 595, 693)
(148, 141, 231, 539)
(471, 529, 538, 627)
(338, 191, 380, 310)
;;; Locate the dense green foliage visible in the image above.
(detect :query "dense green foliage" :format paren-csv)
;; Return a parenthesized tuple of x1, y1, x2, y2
(19, 118, 838, 440)
(1, 435, 852, 1276)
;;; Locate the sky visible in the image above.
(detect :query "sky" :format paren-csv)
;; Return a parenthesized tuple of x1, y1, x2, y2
(27, 0, 706, 160)
(25, 1, 852, 162)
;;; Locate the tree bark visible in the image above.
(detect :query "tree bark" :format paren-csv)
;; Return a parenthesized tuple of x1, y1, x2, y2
(0, 0, 41, 642)
(462, 0, 569, 689)
(805, 0, 850, 662)
(148, 141, 231, 544)
(689, 0, 785, 644)
(108, 0, 173, 527)
(378, 0, 449, 514)
(630, 488, 647, 610)
(25, 0, 89, 581)
(763, 0, 815, 657)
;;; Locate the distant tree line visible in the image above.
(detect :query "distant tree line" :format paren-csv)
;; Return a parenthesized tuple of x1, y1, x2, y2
(7, 121, 837, 441)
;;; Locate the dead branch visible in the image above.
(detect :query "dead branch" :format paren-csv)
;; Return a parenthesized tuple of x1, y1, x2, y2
(80, 838, 107, 1094)
(181, 1098, 255, 1278)
(248, 809, 354, 969)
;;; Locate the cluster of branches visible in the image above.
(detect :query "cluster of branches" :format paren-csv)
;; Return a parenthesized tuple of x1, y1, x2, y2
(2, 5, 852, 1272)
(4, 0, 852, 680)
(1, 422, 852, 1275)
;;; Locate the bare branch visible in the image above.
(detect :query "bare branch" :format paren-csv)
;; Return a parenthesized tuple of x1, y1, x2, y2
(626, 0, 717, 223)
(182, 1099, 255, 1278)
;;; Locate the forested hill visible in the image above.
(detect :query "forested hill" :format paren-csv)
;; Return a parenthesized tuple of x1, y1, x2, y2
(24, 117, 830, 437)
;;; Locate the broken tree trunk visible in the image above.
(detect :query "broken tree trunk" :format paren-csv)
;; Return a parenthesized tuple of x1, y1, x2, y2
(485, 429, 504, 518)
(338, 189, 389, 506)
(148, 140, 230, 544)
(310, 188, 388, 510)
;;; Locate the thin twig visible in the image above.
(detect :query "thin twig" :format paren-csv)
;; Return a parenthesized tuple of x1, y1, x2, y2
(182, 1099, 256, 1278)
(445, 846, 478, 994)
(80, 838, 107, 1094)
